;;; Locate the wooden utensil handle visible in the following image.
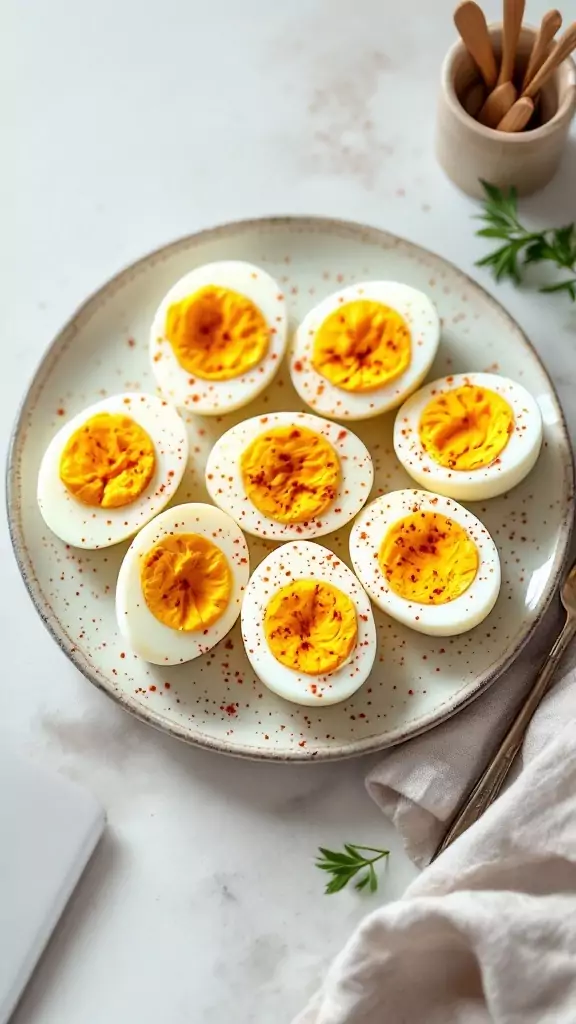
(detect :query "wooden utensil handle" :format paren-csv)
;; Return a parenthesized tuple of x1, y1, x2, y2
(477, 81, 517, 128)
(497, 96, 534, 131)
(524, 22, 576, 97)
(523, 9, 562, 90)
(498, 0, 526, 84)
(454, 1, 498, 88)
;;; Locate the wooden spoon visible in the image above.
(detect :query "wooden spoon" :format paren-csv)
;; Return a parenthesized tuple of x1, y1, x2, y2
(523, 9, 562, 89)
(454, 1, 498, 88)
(497, 0, 526, 85)
(478, 0, 525, 128)
(522, 21, 576, 98)
(499, 23, 576, 129)
(477, 81, 517, 127)
(497, 96, 535, 131)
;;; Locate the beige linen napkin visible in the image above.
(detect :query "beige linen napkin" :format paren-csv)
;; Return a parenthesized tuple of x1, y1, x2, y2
(295, 611, 576, 1024)
(367, 601, 565, 868)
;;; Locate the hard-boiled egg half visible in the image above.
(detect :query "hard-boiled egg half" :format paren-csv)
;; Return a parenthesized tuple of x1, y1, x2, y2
(289, 281, 440, 420)
(350, 490, 501, 636)
(150, 261, 288, 415)
(394, 372, 543, 501)
(205, 411, 374, 540)
(116, 503, 249, 665)
(241, 541, 377, 706)
(37, 393, 189, 549)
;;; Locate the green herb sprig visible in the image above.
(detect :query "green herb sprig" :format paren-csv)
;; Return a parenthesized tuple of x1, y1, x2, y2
(475, 180, 576, 300)
(316, 844, 389, 894)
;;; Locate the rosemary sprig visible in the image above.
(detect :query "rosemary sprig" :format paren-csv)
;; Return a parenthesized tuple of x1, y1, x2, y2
(475, 180, 576, 300)
(316, 843, 389, 895)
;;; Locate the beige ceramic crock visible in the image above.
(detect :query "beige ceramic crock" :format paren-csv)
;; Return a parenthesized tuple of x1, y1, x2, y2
(436, 24, 576, 198)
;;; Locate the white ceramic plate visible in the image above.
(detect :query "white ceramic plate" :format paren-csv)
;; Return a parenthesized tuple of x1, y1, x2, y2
(8, 218, 574, 761)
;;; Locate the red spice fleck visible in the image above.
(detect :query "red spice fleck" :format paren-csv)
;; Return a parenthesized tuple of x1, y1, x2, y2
(408, 688, 414, 695)
(120, 652, 126, 659)
(222, 703, 237, 716)
(56, 407, 65, 416)
(127, 337, 136, 347)
(149, 685, 157, 692)
(224, 638, 234, 650)
(293, 361, 303, 372)
(298, 740, 306, 747)
(164, 682, 171, 689)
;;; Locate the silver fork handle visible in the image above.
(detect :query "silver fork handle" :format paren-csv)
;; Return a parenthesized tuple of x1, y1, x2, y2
(433, 614, 576, 860)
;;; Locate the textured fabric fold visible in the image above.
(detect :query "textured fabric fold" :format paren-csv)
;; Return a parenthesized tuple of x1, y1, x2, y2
(294, 630, 576, 1024)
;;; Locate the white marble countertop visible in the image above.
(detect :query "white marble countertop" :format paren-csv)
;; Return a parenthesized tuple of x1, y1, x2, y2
(2, 0, 575, 1020)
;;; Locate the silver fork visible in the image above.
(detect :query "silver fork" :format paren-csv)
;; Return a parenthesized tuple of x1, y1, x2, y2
(433, 560, 576, 860)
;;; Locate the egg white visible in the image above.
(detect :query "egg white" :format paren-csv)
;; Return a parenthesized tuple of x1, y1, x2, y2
(116, 503, 250, 665)
(37, 393, 189, 549)
(393, 372, 543, 501)
(289, 281, 440, 421)
(241, 541, 377, 706)
(149, 260, 288, 415)
(205, 411, 374, 540)
(349, 490, 501, 636)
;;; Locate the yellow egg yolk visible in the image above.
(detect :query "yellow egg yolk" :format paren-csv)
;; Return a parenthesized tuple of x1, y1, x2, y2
(140, 533, 232, 631)
(59, 413, 156, 509)
(379, 511, 479, 605)
(264, 579, 357, 676)
(419, 385, 514, 471)
(165, 285, 269, 381)
(240, 425, 340, 523)
(312, 299, 411, 393)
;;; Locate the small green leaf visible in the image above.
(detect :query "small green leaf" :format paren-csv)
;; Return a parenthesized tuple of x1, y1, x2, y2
(476, 226, 514, 239)
(476, 244, 510, 267)
(344, 844, 362, 860)
(317, 848, 355, 865)
(540, 279, 576, 300)
(325, 874, 350, 895)
(480, 179, 504, 203)
(524, 240, 555, 264)
(474, 182, 576, 298)
(351, 846, 390, 856)
(316, 843, 389, 895)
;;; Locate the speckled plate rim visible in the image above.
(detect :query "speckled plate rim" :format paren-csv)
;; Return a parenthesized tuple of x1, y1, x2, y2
(6, 215, 575, 762)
